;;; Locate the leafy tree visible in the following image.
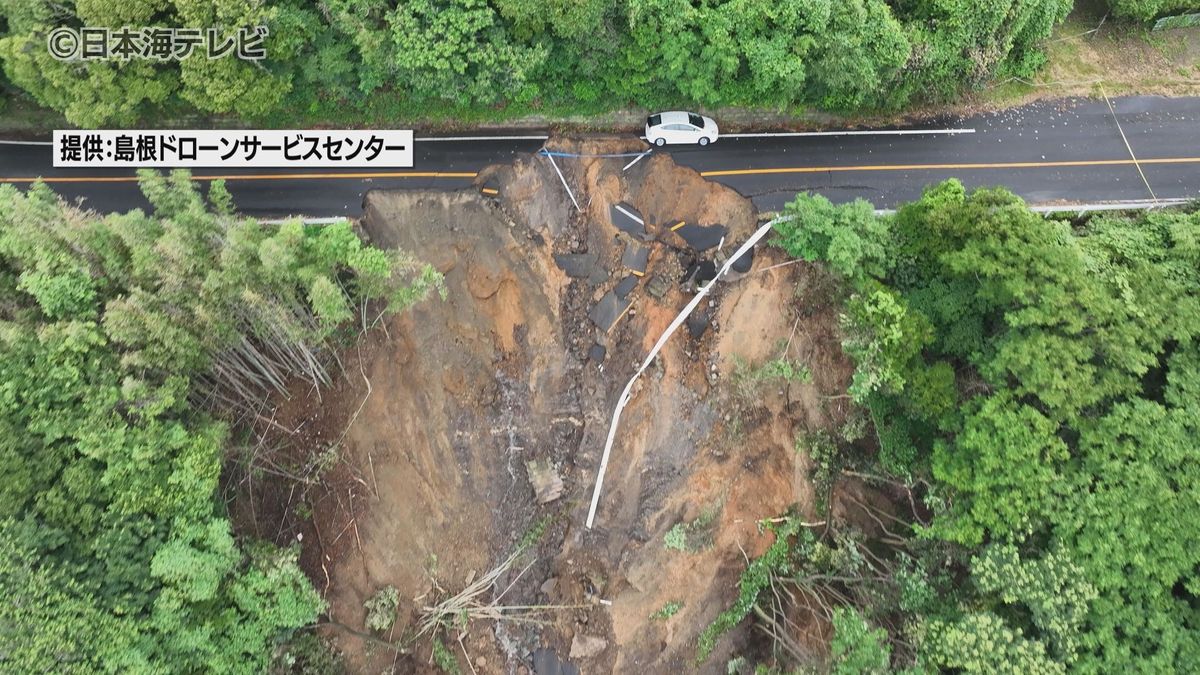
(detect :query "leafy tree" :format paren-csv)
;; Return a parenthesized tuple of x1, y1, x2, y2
(386, 0, 548, 105)
(0, 520, 134, 674)
(779, 183, 1200, 671)
(897, 0, 1072, 101)
(802, 0, 910, 109)
(830, 607, 891, 674)
(919, 611, 1065, 675)
(0, 0, 1071, 122)
(777, 194, 893, 283)
(971, 542, 1096, 663)
(1105, 0, 1200, 21)
(930, 394, 1068, 545)
(839, 287, 931, 403)
(0, 35, 174, 126)
(494, 0, 613, 40)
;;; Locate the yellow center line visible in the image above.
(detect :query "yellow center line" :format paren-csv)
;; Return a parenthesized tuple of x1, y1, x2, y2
(1, 156, 1197, 185)
(699, 156, 1200, 177)
(0, 171, 479, 184)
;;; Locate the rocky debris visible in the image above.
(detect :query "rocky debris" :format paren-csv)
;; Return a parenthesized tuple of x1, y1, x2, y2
(526, 459, 565, 504)
(569, 634, 608, 660)
(646, 272, 672, 299)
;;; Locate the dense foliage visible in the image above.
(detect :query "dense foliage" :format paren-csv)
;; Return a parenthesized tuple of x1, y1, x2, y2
(0, 0, 1073, 125)
(1106, 0, 1200, 20)
(758, 185, 1200, 671)
(0, 174, 440, 672)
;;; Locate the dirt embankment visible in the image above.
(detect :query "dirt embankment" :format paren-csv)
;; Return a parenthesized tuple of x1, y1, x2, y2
(234, 139, 854, 674)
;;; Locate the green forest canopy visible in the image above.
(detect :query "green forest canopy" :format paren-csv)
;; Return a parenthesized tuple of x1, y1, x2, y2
(0, 173, 441, 673)
(766, 184, 1200, 672)
(0, 0, 1090, 126)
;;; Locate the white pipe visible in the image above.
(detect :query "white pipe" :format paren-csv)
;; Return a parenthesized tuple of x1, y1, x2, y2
(622, 151, 651, 171)
(542, 151, 580, 212)
(585, 215, 790, 528)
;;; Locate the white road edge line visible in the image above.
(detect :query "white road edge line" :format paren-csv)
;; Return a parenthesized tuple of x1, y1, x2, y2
(414, 135, 549, 141)
(4, 129, 973, 145)
(722, 128, 975, 138)
(585, 215, 788, 530)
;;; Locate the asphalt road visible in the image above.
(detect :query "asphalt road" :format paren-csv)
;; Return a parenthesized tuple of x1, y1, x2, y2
(1, 96, 1198, 217)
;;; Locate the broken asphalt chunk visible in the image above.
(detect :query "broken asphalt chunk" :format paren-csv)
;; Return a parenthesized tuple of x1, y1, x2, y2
(589, 290, 632, 333)
(621, 241, 650, 276)
(588, 343, 607, 363)
(730, 244, 754, 273)
(647, 273, 671, 299)
(533, 647, 581, 675)
(610, 202, 646, 238)
(675, 223, 727, 251)
(553, 252, 599, 279)
(614, 274, 639, 299)
(684, 259, 718, 286)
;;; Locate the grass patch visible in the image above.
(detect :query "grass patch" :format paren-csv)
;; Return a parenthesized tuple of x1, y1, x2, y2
(651, 601, 684, 621)
(730, 353, 812, 400)
(431, 638, 462, 675)
(983, 3, 1200, 106)
(664, 502, 723, 553)
(518, 513, 554, 551)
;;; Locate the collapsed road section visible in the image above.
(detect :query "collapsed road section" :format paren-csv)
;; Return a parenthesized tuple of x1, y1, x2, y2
(244, 136, 856, 674)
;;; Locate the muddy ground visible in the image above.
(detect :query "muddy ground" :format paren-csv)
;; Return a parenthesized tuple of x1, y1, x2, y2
(231, 138, 855, 674)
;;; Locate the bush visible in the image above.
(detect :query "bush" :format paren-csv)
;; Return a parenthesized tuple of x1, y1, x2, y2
(364, 586, 400, 633)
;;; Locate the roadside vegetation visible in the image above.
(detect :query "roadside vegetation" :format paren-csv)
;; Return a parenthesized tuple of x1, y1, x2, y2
(706, 184, 1200, 672)
(0, 0, 1091, 128)
(3, 2, 1194, 131)
(981, 0, 1200, 105)
(0, 173, 441, 672)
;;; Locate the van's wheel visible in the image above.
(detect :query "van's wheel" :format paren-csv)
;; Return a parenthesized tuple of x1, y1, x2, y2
(654, 137, 665, 147)
(698, 137, 710, 146)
